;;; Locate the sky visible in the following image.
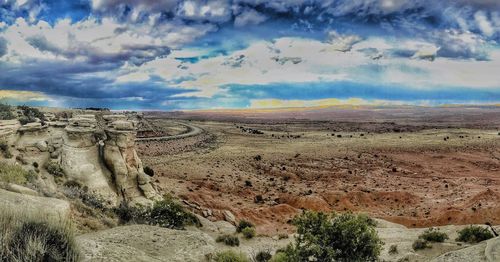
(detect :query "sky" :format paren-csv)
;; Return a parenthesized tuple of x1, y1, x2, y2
(0, 0, 499, 110)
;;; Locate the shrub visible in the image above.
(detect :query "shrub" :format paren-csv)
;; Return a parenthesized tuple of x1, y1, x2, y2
(32, 162, 39, 168)
(412, 239, 431, 250)
(216, 234, 240, 246)
(242, 226, 256, 239)
(149, 197, 200, 229)
(419, 228, 448, 242)
(456, 226, 494, 243)
(237, 220, 255, 233)
(62, 186, 107, 210)
(269, 252, 289, 262)
(114, 196, 200, 230)
(0, 103, 15, 120)
(0, 162, 34, 185)
(45, 161, 65, 177)
(0, 209, 80, 261)
(143, 166, 155, 177)
(17, 105, 45, 123)
(282, 211, 382, 262)
(253, 250, 272, 262)
(212, 250, 249, 262)
(388, 244, 398, 254)
(0, 140, 12, 158)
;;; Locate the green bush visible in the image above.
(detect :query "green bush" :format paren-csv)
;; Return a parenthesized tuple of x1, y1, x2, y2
(237, 220, 255, 233)
(45, 161, 65, 177)
(253, 250, 272, 262)
(114, 196, 200, 230)
(216, 234, 240, 246)
(0, 162, 34, 185)
(0, 103, 15, 120)
(242, 226, 256, 239)
(418, 228, 448, 242)
(412, 239, 431, 250)
(456, 226, 494, 243)
(0, 209, 80, 261)
(269, 252, 289, 262)
(212, 250, 249, 262)
(282, 211, 382, 262)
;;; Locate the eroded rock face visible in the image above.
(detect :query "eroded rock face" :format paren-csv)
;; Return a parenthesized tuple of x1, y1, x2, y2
(61, 115, 118, 205)
(77, 225, 215, 262)
(104, 120, 159, 205)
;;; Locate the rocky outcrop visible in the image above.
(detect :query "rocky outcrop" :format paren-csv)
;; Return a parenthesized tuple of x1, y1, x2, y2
(0, 188, 70, 220)
(77, 225, 215, 262)
(103, 120, 159, 205)
(61, 115, 118, 205)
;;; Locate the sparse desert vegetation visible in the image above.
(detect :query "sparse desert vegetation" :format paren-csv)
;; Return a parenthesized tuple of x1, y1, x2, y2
(0, 209, 80, 261)
(456, 225, 495, 243)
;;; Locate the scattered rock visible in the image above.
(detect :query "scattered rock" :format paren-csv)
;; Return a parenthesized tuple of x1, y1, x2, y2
(223, 210, 236, 225)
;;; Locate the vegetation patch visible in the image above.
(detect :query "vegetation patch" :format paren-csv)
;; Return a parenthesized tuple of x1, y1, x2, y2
(0, 103, 15, 120)
(0, 161, 36, 185)
(236, 220, 255, 233)
(45, 161, 65, 177)
(212, 250, 249, 262)
(418, 228, 448, 242)
(0, 209, 80, 261)
(216, 234, 240, 247)
(412, 239, 431, 250)
(252, 250, 272, 262)
(241, 226, 256, 239)
(456, 226, 494, 243)
(17, 105, 45, 125)
(0, 140, 12, 159)
(114, 196, 200, 230)
(279, 211, 383, 261)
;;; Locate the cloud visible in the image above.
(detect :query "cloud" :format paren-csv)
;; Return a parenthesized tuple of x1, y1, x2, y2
(474, 11, 494, 37)
(234, 8, 268, 27)
(0, 37, 6, 57)
(325, 31, 362, 52)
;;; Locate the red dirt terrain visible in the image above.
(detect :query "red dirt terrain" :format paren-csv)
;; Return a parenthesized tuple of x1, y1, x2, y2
(137, 106, 500, 235)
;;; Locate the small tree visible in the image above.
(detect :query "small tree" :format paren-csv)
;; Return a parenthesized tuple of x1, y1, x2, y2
(283, 211, 382, 262)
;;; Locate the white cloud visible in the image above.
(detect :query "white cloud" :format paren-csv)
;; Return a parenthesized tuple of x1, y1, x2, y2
(325, 31, 363, 52)
(474, 11, 495, 37)
(234, 9, 268, 27)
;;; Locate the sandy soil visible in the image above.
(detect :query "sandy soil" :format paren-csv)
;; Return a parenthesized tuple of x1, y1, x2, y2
(137, 109, 500, 236)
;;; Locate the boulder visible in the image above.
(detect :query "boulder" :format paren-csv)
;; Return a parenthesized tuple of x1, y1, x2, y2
(0, 188, 70, 220)
(77, 225, 215, 262)
(35, 140, 48, 152)
(223, 210, 236, 225)
(112, 120, 134, 131)
(5, 183, 38, 196)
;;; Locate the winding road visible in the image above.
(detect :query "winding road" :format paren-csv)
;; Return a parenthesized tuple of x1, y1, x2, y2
(135, 121, 203, 142)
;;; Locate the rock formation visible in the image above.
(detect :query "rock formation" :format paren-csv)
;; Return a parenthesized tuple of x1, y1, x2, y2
(103, 119, 160, 205)
(61, 115, 118, 205)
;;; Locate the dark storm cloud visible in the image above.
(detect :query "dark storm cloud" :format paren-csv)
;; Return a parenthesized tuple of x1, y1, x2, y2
(26, 35, 171, 66)
(0, 37, 7, 57)
(0, 58, 197, 108)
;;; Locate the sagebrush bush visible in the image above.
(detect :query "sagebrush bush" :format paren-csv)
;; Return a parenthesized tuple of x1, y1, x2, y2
(114, 196, 200, 230)
(388, 244, 398, 254)
(418, 228, 448, 242)
(282, 211, 382, 262)
(0, 103, 15, 120)
(62, 185, 108, 210)
(237, 220, 255, 233)
(269, 252, 288, 262)
(412, 239, 431, 250)
(0, 140, 12, 158)
(216, 234, 240, 246)
(241, 227, 256, 239)
(0, 209, 80, 261)
(212, 250, 249, 262)
(456, 226, 494, 243)
(0, 161, 35, 185)
(45, 161, 65, 177)
(253, 250, 272, 262)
